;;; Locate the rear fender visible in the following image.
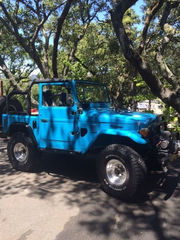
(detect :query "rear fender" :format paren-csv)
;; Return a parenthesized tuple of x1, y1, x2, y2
(8, 123, 37, 146)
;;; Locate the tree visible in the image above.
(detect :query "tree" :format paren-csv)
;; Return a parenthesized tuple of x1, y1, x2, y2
(110, 0, 180, 114)
(0, 0, 73, 79)
(57, 7, 144, 109)
(0, 23, 35, 93)
(55, 0, 107, 78)
(0, 0, 106, 81)
(1, 0, 179, 116)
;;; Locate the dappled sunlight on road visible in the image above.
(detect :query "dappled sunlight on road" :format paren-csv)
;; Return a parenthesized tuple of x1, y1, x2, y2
(1, 138, 180, 240)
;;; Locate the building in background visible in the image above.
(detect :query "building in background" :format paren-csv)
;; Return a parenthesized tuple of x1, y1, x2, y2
(137, 99, 163, 115)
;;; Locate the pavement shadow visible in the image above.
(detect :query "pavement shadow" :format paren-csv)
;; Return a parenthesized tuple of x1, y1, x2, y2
(1, 138, 180, 240)
(40, 153, 180, 240)
(40, 151, 98, 183)
(56, 159, 180, 240)
(36, 152, 180, 240)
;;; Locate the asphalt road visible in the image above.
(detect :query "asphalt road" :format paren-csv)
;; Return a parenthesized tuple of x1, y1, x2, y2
(0, 137, 180, 240)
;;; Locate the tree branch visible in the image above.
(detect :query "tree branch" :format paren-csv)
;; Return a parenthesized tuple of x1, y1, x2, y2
(13, 0, 20, 21)
(74, 55, 96, 76)
(111, 0, 138, 18)
(0, 55, 38, 104)
(41, 28, 51, 78)
(62, 20, 90, 77)
(0, 2, 46, 77)
(52, 0, 74, 78)
(139, 0, 165, 54)
(156, 50, 178, 86)
(0, 55, 23, 92)
(18, 0, 37, 14)
(160, 1, 180, 30)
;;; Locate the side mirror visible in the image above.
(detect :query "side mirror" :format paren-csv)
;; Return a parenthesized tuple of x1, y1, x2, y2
(78, 107, 83, 114)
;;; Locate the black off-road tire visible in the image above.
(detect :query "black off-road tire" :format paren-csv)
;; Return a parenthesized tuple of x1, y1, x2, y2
(0, 96, 6, 106)
(0, 96, 23, 125)
(97, 144, 147, 200)
(7, 132, 39, 172)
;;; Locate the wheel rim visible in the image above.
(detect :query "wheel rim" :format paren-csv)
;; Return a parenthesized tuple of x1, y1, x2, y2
(106, 159, 128, 187)
(13, 143, 28, 163)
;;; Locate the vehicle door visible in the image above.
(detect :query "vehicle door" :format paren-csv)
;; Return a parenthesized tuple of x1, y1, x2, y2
(39, 82, 77, 150)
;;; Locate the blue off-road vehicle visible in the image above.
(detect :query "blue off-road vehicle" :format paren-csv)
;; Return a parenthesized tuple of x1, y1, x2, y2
(1, 79, 179, 200)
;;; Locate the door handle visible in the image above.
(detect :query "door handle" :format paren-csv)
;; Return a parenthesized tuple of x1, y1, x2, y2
(41, 119, 48, 123)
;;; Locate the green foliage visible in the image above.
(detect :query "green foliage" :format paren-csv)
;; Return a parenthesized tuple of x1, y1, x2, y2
(55, 7, 146, 109)
(140, 0, 180, 88)
(0, 0, 148, 109)
(76, 83, 109, 103)
(0, 24, 35, 90)
(2, 0, 179, 122)
(163, 106, 180, 133)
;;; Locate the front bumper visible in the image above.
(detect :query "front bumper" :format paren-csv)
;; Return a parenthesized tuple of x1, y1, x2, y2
(156, 137, 180, 173)
(146, 124, 180, 171)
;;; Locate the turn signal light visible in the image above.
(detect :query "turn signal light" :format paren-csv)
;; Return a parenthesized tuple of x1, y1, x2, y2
(139, 128, 149, 137)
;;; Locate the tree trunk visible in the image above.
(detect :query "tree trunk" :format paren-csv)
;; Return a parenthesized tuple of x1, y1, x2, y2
(52, 0, 73, 78)
(110, 0, 180, 114)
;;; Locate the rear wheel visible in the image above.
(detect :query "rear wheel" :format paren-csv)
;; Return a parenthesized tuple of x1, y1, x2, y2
(7, 132, 38, 171)
(97, 144, 147, 200)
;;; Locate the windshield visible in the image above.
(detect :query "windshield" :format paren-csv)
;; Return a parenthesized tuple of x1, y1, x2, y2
(76, 82, 110, 103)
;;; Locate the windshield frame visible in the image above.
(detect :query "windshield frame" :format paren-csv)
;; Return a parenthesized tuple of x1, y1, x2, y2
(75, 81, 110, 104)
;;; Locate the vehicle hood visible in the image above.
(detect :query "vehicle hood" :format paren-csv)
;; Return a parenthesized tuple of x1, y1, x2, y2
(85, 108, 157, 130)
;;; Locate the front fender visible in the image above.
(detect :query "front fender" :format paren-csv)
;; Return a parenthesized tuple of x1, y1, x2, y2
(103, 129, 147, 145)
(83, 128, 149, 154)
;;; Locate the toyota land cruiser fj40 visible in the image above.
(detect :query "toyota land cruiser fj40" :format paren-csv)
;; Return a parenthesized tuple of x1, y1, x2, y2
(2, 79, 179, 200)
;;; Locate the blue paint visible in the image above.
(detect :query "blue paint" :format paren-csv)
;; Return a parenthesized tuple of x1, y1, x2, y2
(2, 80, 157, 153)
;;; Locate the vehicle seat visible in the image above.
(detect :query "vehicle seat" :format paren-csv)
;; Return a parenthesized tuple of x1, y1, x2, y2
(43, 90, 53, 106)
(59, 92, 67, 106)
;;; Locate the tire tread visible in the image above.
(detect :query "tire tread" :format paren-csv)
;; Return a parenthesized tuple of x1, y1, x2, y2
(97, 144, 147, 200)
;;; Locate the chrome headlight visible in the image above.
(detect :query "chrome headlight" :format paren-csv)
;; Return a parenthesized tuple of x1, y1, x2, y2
(160, 140, 169, 149)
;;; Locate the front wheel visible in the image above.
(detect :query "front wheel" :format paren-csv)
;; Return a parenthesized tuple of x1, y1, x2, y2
(7, 132, 38, 171)
(97, 144, 147, 200)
